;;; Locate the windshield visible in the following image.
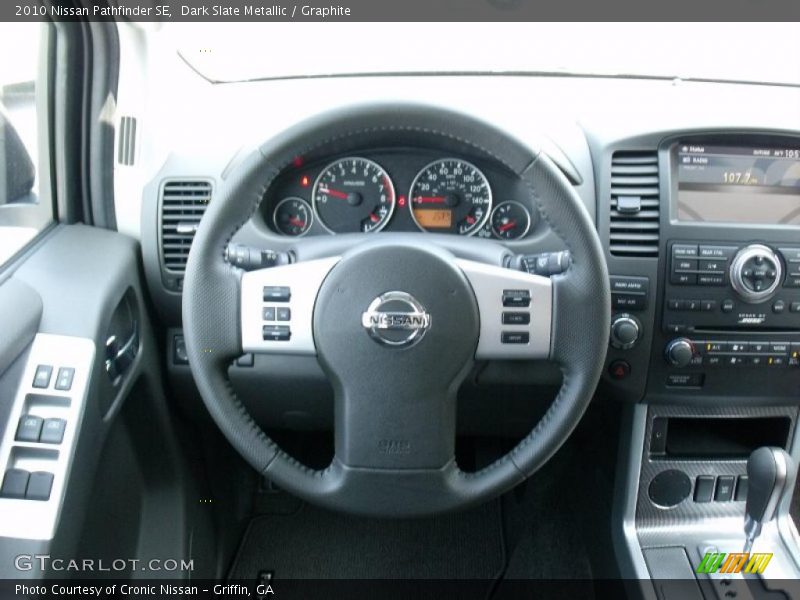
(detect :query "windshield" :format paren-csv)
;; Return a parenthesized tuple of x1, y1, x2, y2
(173, 22, 800, 86)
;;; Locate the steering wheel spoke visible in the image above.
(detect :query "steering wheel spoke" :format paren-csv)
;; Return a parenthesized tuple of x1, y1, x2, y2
(240, 257, 340, 355)
(456, 259, 552, 361)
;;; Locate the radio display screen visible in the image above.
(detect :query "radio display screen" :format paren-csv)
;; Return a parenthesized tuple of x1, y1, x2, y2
(676, 144, 800, 225)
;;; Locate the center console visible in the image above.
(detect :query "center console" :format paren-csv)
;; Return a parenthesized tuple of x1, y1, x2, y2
(603, 133, 800, 598)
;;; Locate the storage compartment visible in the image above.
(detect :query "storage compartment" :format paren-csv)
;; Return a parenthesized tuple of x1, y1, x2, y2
(653, 416, 791, 459)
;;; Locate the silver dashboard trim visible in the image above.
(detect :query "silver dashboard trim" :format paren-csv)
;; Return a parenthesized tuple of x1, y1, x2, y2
(240, 257, 340, 355)
(456, 259, 552, 360)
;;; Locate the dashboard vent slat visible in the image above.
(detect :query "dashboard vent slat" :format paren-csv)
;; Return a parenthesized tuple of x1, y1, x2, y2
(159, 180, 212, 274)
(609, 151, 660, 258)
(117, 116, 137, 166)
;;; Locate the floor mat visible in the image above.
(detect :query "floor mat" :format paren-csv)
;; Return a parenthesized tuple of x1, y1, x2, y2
(229, 499, 505, 581)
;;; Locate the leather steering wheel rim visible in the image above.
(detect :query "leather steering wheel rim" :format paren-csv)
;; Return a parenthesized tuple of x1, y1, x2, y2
(182, 104, 610, 516)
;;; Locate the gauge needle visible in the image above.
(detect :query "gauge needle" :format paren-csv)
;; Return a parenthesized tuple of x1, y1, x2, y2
(369, 214, 380, 223)
(414, 196, 447, 204)
(288, 217, 306, 227)
(498, 221, 517, 232)
(466, 215, 476, 224)
(320, 187, 349, 199)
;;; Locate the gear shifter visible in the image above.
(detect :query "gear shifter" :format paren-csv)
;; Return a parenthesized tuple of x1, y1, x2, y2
(743, 447, 796, 553)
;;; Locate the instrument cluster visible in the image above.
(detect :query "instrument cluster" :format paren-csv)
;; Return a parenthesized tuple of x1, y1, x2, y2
(260, 149, 538, 241)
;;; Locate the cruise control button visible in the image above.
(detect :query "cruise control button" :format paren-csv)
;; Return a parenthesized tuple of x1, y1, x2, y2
(32, 365, 53, 389)
(15, 415, 43, 442)
(502, 289, 530, 308)
(0, 469, 29, 499)
(25, 472, 54, 501)
(501, 331, 529, 344)
(263, 286, 291, 302)
(263, 326, 291, 341)
(502, 312, 530, 325)
(54, 367, 75, 391)
(39, 419, 66, 445)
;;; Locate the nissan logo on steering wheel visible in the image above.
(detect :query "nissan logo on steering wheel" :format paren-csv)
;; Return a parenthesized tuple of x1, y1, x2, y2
(361, 291, 431, 348)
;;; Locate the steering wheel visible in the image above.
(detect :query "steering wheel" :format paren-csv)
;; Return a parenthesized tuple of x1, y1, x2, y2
(182, 104, 609, 516)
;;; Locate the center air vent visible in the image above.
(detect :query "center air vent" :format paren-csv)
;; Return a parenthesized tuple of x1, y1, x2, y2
(609, 151, 660, 257)
(159, 180, 212, 287)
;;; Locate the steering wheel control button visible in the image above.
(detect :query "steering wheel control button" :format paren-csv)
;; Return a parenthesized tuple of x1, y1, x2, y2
(54, 367, 74, 391)
(361, 291, 431, 348)
(694, 476, 715, 503)
(608, 360, 631, 380)
(32, 364, 53, 388)
(714, 476, 735, 502)
(263, 286, 291, 302)
(502, 289, 530, 307)
(1, 469, 30, 499)
(501, 331, 529, 344)
(15, 415, 44, 442)
(277, 307, 291, 321)
(502, 312, 530, 325)
(263, 307, 276, 321)
(263, 326, 291, 342)
(648, 470, 692, 508)
(39, 419, 67, 445)
(25, 472, 54, 501)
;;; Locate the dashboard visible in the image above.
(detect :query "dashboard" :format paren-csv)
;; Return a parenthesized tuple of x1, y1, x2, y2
(259, 149, 537, 240)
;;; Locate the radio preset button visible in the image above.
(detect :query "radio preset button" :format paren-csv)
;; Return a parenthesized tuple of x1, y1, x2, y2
(700, 300, 716, 311)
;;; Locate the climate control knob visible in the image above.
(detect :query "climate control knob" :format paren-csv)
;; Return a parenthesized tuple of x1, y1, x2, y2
(665, 338, 695, 367)
(730, 244, 783, 304)
(610, 314, 641, 349)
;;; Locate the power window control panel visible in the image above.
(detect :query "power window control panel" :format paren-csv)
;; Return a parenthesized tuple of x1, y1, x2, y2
(16, 416, 67, 445)
(0, 334, 95, 540)
(1, 469, 54, 501)
(32, 364, 75, 391)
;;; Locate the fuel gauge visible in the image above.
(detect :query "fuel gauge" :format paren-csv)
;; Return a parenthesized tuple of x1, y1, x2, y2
(490, 201, 531, 240)
(273, 197, 313, 237)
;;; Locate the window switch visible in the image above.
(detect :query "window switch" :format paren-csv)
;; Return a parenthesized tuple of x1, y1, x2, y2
(15, 415, 43, 442)
(1, 469, 30, 499)
(26, 472, 54, 501)
(32, 365, 53, 388)
(40, 418, 66, 445)
(54, 368, 75, 391)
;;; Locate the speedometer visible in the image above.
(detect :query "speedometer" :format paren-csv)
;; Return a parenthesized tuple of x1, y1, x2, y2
(409, 159, 492, 235)
(312, 157, 395, 233)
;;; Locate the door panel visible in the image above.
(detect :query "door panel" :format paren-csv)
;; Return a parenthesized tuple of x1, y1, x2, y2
(0, 224, 210, 579)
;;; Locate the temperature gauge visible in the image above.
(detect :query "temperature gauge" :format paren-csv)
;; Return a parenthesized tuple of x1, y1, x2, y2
(490, 201, 532, 240)
(273, 197, 313, 237)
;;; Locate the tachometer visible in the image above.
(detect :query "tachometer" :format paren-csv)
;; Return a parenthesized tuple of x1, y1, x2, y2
(409, 159, 492, 235)
(312, 157, 396, 233)
(273, 197, 313, 237)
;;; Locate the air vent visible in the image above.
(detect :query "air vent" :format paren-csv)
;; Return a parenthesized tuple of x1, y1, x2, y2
(609, 151, 660, 257)
(117, 116, 137, 166)
(159, 180, 212, 278)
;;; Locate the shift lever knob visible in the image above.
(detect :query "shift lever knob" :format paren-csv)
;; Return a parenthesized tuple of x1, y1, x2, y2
(744, 447, 796, 553)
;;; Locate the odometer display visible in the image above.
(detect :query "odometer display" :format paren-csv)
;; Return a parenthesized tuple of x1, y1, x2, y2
(409, 159, 492, 235)
(312, 157, 395, 233)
